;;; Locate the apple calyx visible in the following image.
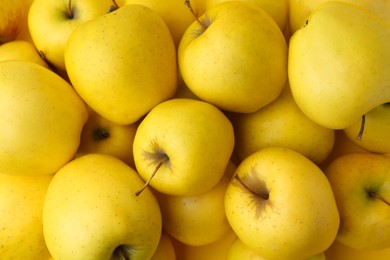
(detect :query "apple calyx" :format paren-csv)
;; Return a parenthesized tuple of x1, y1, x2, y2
(93, 127, 110, 141)
(108, 0, 120, 13)
(366, 188, 390, 206)
(135, 152, 169, 196)
(112, 244, 134, 260)
(356, 114, 366, 141)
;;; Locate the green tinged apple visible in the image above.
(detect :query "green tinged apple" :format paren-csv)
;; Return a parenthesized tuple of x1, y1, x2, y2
(225, 147, 340, 260)
(43, 153, 162, 260)
(65, 4, 177, 125)
(325, 152, 390, 250)
(178, 1, 287, 113)
(0, 60, 88, 176)
(288, 1, 390, 129)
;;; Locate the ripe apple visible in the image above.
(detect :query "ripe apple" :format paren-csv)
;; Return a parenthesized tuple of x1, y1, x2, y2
(65, 4, 177, 125)
(225, 147, 340, 260)
(0, 173, 53, 259)
(205, 0, 288, 31)
(14, 0, 34, 43)
(28, 0, 113, 71)
(288, 1, 390, 129)
(0, 60, 88, 176)
(76, 108, 137, 168)
(289, 0, 390, 34)
(43, 153, 162, 260)
(0, 0, 24, 44)
(178, 1, 287, 113)
(343, 103, 390, 154)
(0, 40, 49, 68)
(231, 85, 335, 165)
(325, 152, 390, 250)
(133, 98, 235, 196)
(325, 239, 390, 260)
(155, 161, 236, 246)
(123, 0, 198, 48)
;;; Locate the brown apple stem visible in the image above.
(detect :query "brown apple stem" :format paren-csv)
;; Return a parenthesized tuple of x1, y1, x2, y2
(67, 0, 73, 18)
(108, 0, 120, 13)
(135, 155, 169, 196)
(112, 244, 132, 260)
(234, 175, 269, 200)
(184, 0, 206, 30)
(368, 191, 390, 206)
(356, 114, 366, 141)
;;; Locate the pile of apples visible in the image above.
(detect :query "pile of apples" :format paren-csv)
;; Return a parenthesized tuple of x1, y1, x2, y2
(1, 0, 390, 259)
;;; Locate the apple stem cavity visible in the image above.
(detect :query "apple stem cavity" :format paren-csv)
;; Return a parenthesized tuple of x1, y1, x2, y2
(356, 114, 366, 141)
(184, 0, 207, 30)
(67, 0, 74, 19)
(234, 175, 269, 200)
(367, 189, 390, 206)
(135, 154, 169, 196)
(112, 244, 133, 260)
(108, 0, 120, 13)
(93, 128, 110, 141)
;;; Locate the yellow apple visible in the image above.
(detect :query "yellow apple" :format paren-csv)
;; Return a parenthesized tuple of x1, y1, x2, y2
(0, 173, 53, 259)
(65, 4, 177, 125)
(133, 98, 235, 196)
(151, 232, 177, 260)
(225, 147, 340, 260)
(232, 85, 335, 165)
(288, 1, 390, 129)
(289, 0, 390, 34)
(76, 107, 137, 168)
(325, 152, 390, 250)
(206, 0, 288, 31)
(0, 60, 88, 175)
(28, 0, 113, 71)
(343, 103, 390, 154)
(155, 161, 236, 246)
(178, 1, 287, 113)
(43, 153, 162, 260)
(123, 0, 198, 48)
(14, 0, 34, 43)
(173, 228, 237, 260)
(0, 0, 24, 44)
(0, 40, 49, 68)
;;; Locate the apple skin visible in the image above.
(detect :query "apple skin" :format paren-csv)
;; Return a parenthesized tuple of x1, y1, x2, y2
(154, 161, 236, 246)
(0, 60, 88, 176)
(43, 153, 162, 260)
(76, 108, 137, 168)
(28, 0, 113, 71)
(178, 1, 287, 113)
(231, 85, 335, 165)
(0, 0, 24, 44)
(0, 173, 53, 259)
(150, 232, 176, 260)
(133, 98, 235, 196)
(325, 239, 390, 260)
(225, 147, 340, 260)
(343, 103, 390, 154)
(65, 4, 178, 125)
(0, 40, 49, 68)
(325, 152, 390, 250)
(288, 1, 390, 130)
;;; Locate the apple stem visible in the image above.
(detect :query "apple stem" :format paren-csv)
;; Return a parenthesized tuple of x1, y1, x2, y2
(184, 0, 206, 30)
(108, 0, 120, 13)
(356, 114, 366, 141)
(135, 155, 169, 196)
(368, 191, 390, 206)
(67, 0, 73, 18)
(234, 175, 269, 200)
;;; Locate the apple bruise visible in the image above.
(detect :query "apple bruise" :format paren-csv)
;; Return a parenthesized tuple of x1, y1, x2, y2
(135, 141, 170, 196)
(233, 168, 270, 217)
